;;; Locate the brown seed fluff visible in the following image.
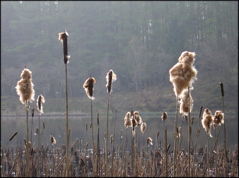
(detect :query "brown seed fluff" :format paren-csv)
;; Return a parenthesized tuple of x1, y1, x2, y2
(124, 112, 132, 128)
(37, 94, 45, 114)
(201, 108, 214, 138)
(15, 68, 35, 105)
(83, 77, 96, 100)
(179, 89, 193, 116)
(169, 51, 197, 97)
(140, 121, 146, 133)
(106, 69, 117, 94)
(213, 110, 224, 128)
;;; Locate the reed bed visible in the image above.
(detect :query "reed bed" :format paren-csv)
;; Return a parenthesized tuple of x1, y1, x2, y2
(1, 141, 237, 177)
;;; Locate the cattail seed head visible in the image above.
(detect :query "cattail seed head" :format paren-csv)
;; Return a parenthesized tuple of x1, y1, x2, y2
(110, 134, 113, 143)
(161, 112, 168, 121)
(169, 51, 197, 97)
(179, 90, 193, 116)
(58, 30, 70, 64)
(106, 69, 117, 94)
(220, 82, 224, 97)
(133, 111, 142, 126)
(37, 94, 45, 114)
(147, 137, 153, 146)
(213, 110, 224, 128)
(140, 121, 146, 133)
(16, 68, 35, 105)
(83, 77, 96, 100)
(124, 112, 132, 128)
(9, 131, 18, 141)
(51, 135, 56, 145)
(201, 108, 214, 137)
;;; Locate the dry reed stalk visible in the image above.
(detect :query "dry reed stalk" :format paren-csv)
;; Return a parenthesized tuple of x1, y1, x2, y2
(83, 76, 97, 176)
(30, 108, 34, 144)
(16, 67, 35, 177)
(59, 30, 70, 177)
(186, 87, 192, 177)
(96, 113, 100, 176)
(105, 69, 117, 177)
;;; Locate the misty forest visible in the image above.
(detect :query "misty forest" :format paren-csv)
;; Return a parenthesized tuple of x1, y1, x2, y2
(1, 1, 238, 177)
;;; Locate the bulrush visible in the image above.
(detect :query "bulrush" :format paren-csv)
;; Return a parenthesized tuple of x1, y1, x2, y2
(51, 135, 57, 145)
(124, 112, 132, 128)
(106, 69, 117, 94)
(161, 112, 168, 121)
(179, 89, 193, 116)
(169, 51, 198, 97)
(133, 111, 143, 126)
(213, 110, 225, 128)
(132, 117, 138, 136)
(37, 94, 45, 114)
(83, 77, 96, 100)
(15, 68, 35, 106)
(147, 137, 153, 146)
(58, 30, 70, 64)
(140, 120, 146, 133)
(201, 108, 214, 138)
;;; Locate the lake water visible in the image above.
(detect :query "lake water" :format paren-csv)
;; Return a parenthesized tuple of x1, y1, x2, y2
(1, 112, 238, 152)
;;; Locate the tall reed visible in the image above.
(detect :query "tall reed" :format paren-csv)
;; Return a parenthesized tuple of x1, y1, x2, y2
(59, 30, 70, 177)
(15, 67, 35, 177)
(169, 51, 197, 177)
(36, 94, 45, 176)
(105, 69, 117, 177)
(161, 112, 168, 177)
(83, 76, 96, 175)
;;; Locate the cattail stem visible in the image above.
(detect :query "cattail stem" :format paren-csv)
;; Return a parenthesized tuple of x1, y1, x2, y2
(25, 101, 30, 177)
(65, 61, 70, 177)
(38, 113, 41, 177)
(105, 92, 110, 177)
(97, 113, 100, 176)
(90, 98, 95, 176)
(164, 121, 168, 177)
(173, 96, 178, 177)
(207, 134, 210, 177)
(187, 87, 191, 177)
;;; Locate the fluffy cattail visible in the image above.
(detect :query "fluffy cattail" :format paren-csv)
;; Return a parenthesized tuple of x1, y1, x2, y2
(201, 108, 214, 138)
(140, 121, 146, 133)
(110, 134, 114, 143)
(51, 135, 56, 145)
(133, 111, 142, 126)
(161, 112, 168, 121)
(213, 110, 224, 128)
(179, 90, 193, 116)
(106, 69, 117, 94)
(36, 94, 45, 114)
(169, 51, 197, 97)
(58, 30, 70, 64)
(83, 77, 96, 100)
(124, 112, 132, 128)
(15, 68, 35, 105)
(147, 137, 153, 146)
